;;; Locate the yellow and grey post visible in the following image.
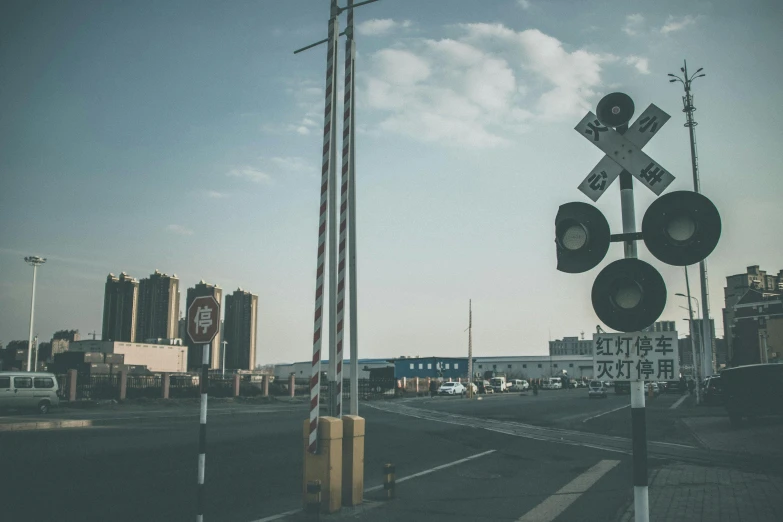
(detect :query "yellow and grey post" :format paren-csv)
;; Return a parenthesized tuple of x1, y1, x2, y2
(197, 344, 209, 522)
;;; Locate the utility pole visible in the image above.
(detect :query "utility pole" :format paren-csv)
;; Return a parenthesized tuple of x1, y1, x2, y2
(33, 334, 39, 372)
(467, 300, 473, 398)
(25, 256, 46, 372)
(296, 0, 379, 451)
(669, 60, 713, 377)
(676, 270, 701, 404)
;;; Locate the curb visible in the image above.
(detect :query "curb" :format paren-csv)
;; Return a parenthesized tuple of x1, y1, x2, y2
(0, 419, 93, 432)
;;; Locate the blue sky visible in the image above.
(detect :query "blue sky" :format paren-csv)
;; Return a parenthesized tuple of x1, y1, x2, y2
(1, 0, 781, 364)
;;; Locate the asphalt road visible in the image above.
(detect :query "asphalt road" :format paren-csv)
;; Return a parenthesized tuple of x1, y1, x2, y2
(0, 390, 763, 522)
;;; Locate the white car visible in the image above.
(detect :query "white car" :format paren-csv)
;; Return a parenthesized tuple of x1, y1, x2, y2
(588, 380, 608, 399)
(508, 379, 529, 392)
(437, 382, 466, 395)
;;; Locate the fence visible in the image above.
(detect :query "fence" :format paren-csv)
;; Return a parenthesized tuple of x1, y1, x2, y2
(126, 375, 162, 399)
(75, 374, 120, 401)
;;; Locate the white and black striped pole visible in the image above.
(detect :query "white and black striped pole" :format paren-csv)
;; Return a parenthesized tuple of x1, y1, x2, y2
(620, 154, 649, 520)
(197, 343, 209, 521)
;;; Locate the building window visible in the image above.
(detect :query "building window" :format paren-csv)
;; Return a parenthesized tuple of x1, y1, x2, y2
(454, 363, 459, 369)
(523, 364, 527, 368)
(538, 364, 542, 368)
(554, 364, 558, 368)
(410, 363, 414, 369)
(445, 363, 450, 369)
(507, 364, 512, 369)
(418, 364, 423, 369)
(478, 365, 482, 369)
(427, 364, 432, 369)
(569, 363, 574, 368)
(493, 364, 497, 369)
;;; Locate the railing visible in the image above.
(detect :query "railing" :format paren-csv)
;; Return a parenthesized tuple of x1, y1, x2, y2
(126, 375, 162, 399)
(76, 374, 120, 401)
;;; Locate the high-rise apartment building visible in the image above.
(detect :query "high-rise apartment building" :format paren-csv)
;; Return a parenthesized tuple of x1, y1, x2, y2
(549, 336, 592, 356)
(50, 329, 81, 356)
(643, 321, 677, 333)
(136, 270, 180, 343)
(723, 266, 783, 363)
(102, 273, 139, 342)
(224, 288, 258, 371)
(185, 280, 223, 370)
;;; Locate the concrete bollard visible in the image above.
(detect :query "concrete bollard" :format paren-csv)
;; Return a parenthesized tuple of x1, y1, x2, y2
(118, 370, 127, 401)
(233, 374, 241, 397)
(289, 374, 296, 398)
(67, 369, 77, 402)
(262, 375, 269, 397)
(415, 377, 419, 393)
(162, 373, 170, 399)
(303, 417, 343, 514)
(342, 416, 365, 507)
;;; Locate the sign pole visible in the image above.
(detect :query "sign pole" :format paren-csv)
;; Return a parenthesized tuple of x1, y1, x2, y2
(197, 343, 209, 522)
(619, 131, 649, 520)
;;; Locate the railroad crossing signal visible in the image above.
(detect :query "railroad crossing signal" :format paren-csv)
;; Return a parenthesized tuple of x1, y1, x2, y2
(575, 105, 674, 201)
(187, 295, 220, 344)
(555, 92, 721, 333)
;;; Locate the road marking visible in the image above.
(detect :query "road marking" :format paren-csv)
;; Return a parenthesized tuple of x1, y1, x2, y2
(670, 394, 688, 410)
(516, 459, 620, 522)
(581, 404, 630, 423)
(251, 449, 496, 522)
(0, 419, 93, 432)
(364, 449, 496, 492)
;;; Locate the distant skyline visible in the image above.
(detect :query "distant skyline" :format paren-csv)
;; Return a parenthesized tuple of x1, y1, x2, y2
(2, 0, 782, 364)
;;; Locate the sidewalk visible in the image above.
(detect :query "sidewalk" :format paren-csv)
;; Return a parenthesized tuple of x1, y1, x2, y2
(618, 462, 783, 522)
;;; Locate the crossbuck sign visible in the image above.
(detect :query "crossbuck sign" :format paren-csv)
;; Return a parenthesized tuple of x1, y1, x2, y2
(593, 331, 680, 382)
(575, 104, 674, 202)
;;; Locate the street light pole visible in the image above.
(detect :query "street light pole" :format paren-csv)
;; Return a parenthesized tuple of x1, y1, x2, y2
(676, 276, 701, 405)
(669, 60, 713, 377)
(25, 256, 46, 372)
(221, 340, 227, 377)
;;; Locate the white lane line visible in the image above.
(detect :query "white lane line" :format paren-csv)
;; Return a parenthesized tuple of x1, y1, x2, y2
(516, 459, 620, 522)
(670, 394, 688, 410)
(581, 404, 630, 423)
(251, 449, 497, 522)
(364, 449, 496, 492)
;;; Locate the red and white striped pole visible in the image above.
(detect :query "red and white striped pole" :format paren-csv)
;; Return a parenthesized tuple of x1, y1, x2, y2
(346, 0, 360, 417)
(334, 0, 356, 419)
(309, 3, 340, 453)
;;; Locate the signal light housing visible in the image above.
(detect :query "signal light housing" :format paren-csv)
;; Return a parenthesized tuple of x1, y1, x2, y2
(592, 258, 667, 332)
(642, 191, 721, 266)
(596, 92, 635, 128)
(555, 202, 611, 274)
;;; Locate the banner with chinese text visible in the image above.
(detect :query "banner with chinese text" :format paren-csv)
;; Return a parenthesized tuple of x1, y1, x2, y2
(593, 331, 679, 381)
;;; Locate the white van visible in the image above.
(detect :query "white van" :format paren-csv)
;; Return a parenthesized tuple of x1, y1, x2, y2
(0, 372, 60, 414)
(542, 377, 563, 390)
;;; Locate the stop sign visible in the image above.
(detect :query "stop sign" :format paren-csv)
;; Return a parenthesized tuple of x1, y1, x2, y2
(187, 295, 220, 344)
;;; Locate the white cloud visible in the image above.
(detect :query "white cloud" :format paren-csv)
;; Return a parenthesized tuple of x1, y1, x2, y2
(356, 18, 412, 36)
(361, 23, 615, 146)
(517, 0, 532, 9)
(205, 190, 228, 199)
(660, 15, 696, 34)
(623, 13, 645, 35)
(166, 224, 193, 236)
(625, 55, 650, 75)
(226, 166, 272, 184)
(271, 156, 315, 173)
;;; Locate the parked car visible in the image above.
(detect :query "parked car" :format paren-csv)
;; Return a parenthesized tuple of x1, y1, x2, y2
(474, 380, 494, 394)
(614, 381, 630, 394)
(701, 375, 723, 405)
(0, 372, 60, 414)
(489, 376, 508, 393)
(664, 380, 684, 394)
(437, 381, 466, 396)
(508, 379, 529, 392)
(588, 380, 607, 399)
(542, 377, 563, 390)
(465, 382, 478, 395)
(722, 364, 783, 427)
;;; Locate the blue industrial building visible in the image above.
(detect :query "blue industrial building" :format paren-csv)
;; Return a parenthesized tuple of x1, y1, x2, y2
(392, 356, 473, 380)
